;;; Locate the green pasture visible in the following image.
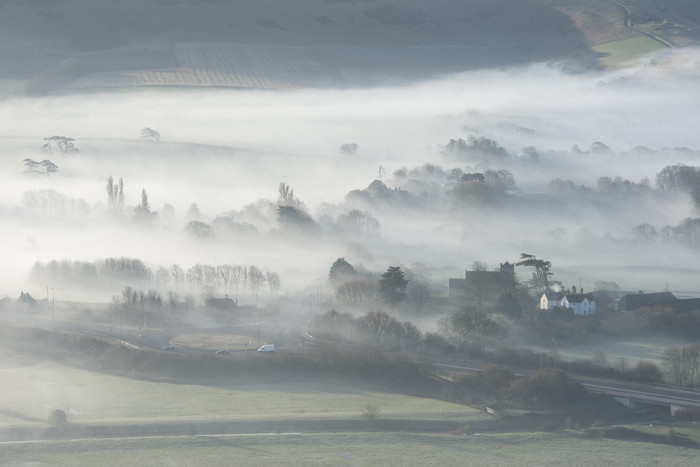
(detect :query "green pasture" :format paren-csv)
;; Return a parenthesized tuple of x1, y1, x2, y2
(2, 429, 700, 466)
(593, 36, 666, 68)
(0, 351, 483, 428)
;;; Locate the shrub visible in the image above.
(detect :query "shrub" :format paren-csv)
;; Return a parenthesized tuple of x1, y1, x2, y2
(459, 365, 514, 396)
(624, 361, 663, 383)
(505, 369, 588, 407)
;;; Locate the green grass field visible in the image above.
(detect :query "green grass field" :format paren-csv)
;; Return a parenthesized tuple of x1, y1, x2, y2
(593, 36, 667, 68)
(0, 349, 700, 466)
(0, 349, 483, 428)
(3, 429, 700, 466)
(2, 348, 700, 465)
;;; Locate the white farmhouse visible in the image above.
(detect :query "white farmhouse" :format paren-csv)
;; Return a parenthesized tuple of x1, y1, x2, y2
(560, 293, 596, 316)
(539, 290, 564, 310)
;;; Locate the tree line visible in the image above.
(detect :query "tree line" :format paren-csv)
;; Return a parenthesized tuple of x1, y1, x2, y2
(32, 257, 280, 304)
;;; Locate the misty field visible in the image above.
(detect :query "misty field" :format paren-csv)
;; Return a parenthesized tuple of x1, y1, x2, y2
(0, 351, 482, 429)
(3, 428, 700, 466)
(552, 336, 683, 368)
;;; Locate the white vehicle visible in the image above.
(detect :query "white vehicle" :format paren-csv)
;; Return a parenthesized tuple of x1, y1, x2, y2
(257, 344, 275, 353)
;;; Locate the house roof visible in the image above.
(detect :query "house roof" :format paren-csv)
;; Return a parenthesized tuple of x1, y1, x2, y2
(562, 293, 592, 304)
(541, 289, 563, 300)
(673, 298, 700, 313)
(619, 292, 677, 311)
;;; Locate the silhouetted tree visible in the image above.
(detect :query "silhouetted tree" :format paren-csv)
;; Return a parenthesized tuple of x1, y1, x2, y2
(656, 164, 700, 192)
(23, 158, 41, 174)
(277, 205, 317, 234)
(155, 266, 170, 289)
(277, 182, 307, 211)
(438, 306, 501, 354)
(185, 220, 215, 238)
(358, 310, 401, 349)
(266, 271, 281, 298)
(140, 127, 160, 142)
(516, 253, 552, 293)
(42, 136, 79, 153)
(379, 266, 408, 306)
(335, 278, 379, 305)
(329, 258, 356, 285)
(170, 264, 185, 290)
(362, 404, 380, 431)
(230, 265, 246, 301)
(340, 143, 358, 154)
(135, 189, 154, 219)
(186, 203, 202, 221)
(484, 169, 516, 193)
(336, 210, 380, 238)
(41, 160, 58, 176)
(248, 265, 265, 306)
(106, 176, 125, 212)
(217, 265, 233, 295)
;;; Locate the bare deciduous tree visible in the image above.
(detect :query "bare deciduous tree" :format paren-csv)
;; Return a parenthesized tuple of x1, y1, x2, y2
(266, 271, 281, 299)
(362, 404, 380, 431)
(248, 265, 266, 306)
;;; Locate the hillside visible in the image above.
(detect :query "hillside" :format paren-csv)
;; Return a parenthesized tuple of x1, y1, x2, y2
(1, 0, 697, 89)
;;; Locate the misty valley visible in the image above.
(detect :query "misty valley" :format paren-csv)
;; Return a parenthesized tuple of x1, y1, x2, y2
(3, 0, 700, 465)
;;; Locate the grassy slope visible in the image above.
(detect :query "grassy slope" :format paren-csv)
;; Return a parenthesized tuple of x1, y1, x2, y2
(2, 429, 700, 466)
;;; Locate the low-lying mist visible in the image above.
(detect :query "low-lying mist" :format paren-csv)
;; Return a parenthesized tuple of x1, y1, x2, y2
(2, 48, 700, 303)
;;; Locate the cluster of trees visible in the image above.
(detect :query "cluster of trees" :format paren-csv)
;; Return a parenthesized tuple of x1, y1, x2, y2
(597, 176, 651, 194)
(438, 306, 502, 355)
(41, 136, 79, 153)
(20, 189, 89, 217)
(32, 257, 281, 305)
(23, 158, 58, 177)
(362, 163, 518, 211)
(328, 259, 411, 308)
(317, 291, 504, 357)
(456, 366, 588, 408)
(106, 176, 125, 212)
(655, 164, 700, 194)
(111, 286, 164, 326)
(663, 346, 700, 387)
(491, 348, 662, 384)
(32, 257, 152, 285)
(314, 309, 423, 351)
(154, 263, 279, 305)
(631, 218, 700, 247)
(442, 136, 508, 162)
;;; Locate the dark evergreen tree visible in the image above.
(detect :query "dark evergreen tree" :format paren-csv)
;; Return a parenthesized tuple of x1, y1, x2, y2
(379, 266, 408, 306)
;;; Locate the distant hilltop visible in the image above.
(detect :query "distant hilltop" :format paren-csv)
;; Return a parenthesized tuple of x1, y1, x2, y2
(3, 0, 699, 89)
